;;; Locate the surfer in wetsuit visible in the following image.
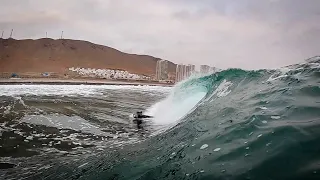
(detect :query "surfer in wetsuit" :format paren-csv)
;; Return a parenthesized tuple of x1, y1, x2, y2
(134, 111, 153, 118)
(132, 111, 153, 129)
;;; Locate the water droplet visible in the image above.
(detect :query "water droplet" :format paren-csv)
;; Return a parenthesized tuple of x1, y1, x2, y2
(186, 174, 189, 176)
(171, 152, 176, 155)
(246, 147, 250, 150)
(200, 170, 204, 173)
(257, 134, 262, 138)
(244, 141, 248, 144)
(191, 144, 195, 147)
(214, 148, 221, 152)
(200, 144, 208, 150)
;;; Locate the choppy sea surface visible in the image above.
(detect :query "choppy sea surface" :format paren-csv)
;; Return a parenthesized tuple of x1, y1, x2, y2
(1, 57, 320, 180)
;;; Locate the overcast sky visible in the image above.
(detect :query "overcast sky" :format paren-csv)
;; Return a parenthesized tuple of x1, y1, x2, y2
(0, 0, 319, 69)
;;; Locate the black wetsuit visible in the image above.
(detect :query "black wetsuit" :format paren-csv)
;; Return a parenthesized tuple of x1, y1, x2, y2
(133, 114, 153, 129)
(133, 118, 143, 129)
(137, 114, 153, 118)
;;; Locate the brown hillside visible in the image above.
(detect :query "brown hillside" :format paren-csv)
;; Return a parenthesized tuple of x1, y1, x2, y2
(0, 38, 176, 78)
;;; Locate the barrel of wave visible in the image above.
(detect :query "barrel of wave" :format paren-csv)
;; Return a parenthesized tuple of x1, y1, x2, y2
(145, 74, 210, 126)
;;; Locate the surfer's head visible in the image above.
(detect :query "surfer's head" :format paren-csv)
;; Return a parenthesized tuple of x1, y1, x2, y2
(134, 111, 142, 118)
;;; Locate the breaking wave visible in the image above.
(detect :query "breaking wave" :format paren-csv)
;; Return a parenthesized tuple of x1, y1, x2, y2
(79, 56, 319, 180)
(1, 56, 320, 180)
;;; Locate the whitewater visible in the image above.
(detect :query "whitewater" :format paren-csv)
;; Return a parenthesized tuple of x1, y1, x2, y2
(0, 57, 319, 180)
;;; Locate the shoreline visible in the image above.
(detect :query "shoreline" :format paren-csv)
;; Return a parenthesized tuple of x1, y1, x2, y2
(0, 78, 174, 87)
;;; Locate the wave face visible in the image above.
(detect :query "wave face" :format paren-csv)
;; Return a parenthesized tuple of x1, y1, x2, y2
(146, 75, 211, 127)
(2, 57, 320, 180)
(68, 57, 319, 180)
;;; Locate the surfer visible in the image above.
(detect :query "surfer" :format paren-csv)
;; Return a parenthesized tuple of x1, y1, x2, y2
(132, 111, 153, 129)
(133, 111, 153, 119)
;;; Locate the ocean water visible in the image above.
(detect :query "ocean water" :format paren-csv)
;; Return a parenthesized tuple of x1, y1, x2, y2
(0, 57, 320, 180)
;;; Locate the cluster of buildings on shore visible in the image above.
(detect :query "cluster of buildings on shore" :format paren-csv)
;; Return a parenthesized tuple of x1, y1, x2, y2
(68, 60, 218, 84)
(68, 67, 150, 80)
(156, 60, 218, 83)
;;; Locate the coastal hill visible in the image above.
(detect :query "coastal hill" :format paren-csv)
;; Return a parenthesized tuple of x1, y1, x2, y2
(0, 38, 176, 79)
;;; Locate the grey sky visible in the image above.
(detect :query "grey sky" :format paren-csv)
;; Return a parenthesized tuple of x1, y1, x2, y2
(0, 0, 319, 69)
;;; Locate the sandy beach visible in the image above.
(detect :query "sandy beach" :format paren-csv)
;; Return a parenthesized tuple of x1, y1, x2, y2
(0, 78, 174, 87)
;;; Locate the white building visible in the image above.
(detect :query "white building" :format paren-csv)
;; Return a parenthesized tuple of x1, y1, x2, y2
(200, 65, 210, 74)
(175, 64, 185, 82)
(175, 64, 195, 83)
(156, 60, 169, 80)
(200, 65, 220, 75)
(186, 64, 195, 77)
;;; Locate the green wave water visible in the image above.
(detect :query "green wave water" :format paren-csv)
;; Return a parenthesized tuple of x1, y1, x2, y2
(32, 57, 320, 179)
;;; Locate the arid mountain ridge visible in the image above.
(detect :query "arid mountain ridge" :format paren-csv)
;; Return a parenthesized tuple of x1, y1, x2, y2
(0, 38, 176, 79)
